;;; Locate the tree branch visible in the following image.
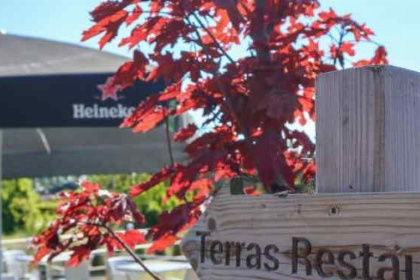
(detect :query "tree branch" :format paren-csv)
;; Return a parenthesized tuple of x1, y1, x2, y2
(179, 5, 255, 178)
(102, 224, 162, 280)
(189, 12, 236, 65)
(165, 117, 175, 166)
(181, 8, 248, 134)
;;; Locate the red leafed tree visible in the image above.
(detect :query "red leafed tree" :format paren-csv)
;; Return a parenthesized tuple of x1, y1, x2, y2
(31, 181, 162, 279)
(32, 0, 387, 269)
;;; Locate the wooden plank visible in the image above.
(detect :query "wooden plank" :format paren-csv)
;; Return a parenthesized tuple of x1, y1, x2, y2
(182, 186, 420, 280)
(316, 65, 420, 193)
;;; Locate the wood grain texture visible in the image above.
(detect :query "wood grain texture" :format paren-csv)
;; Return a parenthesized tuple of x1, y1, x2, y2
(181, 185, 420, 280)
(316, 65, 420, 193)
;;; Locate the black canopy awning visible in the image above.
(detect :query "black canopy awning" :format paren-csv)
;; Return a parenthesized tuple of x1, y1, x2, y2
(0, 34, 185, 178)
(0, 73, 165, 128)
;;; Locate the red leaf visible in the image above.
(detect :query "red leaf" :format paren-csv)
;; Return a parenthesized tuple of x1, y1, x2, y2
(82, 10, 128, 49)
(148, 202, 202, 242)
(88, 0, 131, 22)
(118, 230, 146, 249)
(132, 209, 146, 225)
(190, 178, 213, 203)
(353, 59, 370, 67)
(112, 50, 149, 90)
(32, 246, 51, 264)
(125, 5, 142, 26)
(173, 124, 197, 142)
(298, 96, 313, 112)
(119, 23, 148, 48)
(149, 1, 163, 15)
(147, 233, 177, 253)
(371, 46, 388, 65)
(353, 46, 388, 67)
(121, 95, 159, 128)
(243, 186, 261, 196)
(80, 181, 100, 193)
(319, 8, 337, 21)
(132, 107, 168, 132)
(147, 202, 203, 253)
(130, 165, 178, 197)
(158, 81, 182, 102)
(66, 247, 90, 267)
(119, 17, 168, 49)
(214, 0, 242, 32)
(126, 230, 146, 244)
(106, 237, 116, 256)
(340, 42, 355, 56)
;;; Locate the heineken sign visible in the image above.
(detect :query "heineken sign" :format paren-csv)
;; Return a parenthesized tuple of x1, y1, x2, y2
(0, 73, 165, 128)
(72, 104, 136, 120)
(181, 186, 420, 280)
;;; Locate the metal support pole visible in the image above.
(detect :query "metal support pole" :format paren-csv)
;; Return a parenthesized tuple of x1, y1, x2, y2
(0, 130, 3, 277)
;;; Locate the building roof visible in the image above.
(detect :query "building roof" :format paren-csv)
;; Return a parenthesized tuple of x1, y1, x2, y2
(0, 34, 128, 76)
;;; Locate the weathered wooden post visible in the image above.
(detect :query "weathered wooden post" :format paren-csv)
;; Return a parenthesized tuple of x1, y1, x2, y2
(182, 65, 420, 280)
(317, 65, 420, 193)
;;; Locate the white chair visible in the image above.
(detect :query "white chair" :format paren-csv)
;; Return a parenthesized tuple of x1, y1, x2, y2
(106, 256, 133, 280)
(64, 260, 90, 280)
(1, 273, 16, 280)
(89, 250, 106, 274)
(184, 269, 199, 280)
(162, 266, 198, 280)
(2, 250, 30, 280)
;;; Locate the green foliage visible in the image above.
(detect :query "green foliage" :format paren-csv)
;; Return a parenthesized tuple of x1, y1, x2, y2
(2, 173, 175, 236)
(1, 178, 44, 234)
(87, 173, 178, 228)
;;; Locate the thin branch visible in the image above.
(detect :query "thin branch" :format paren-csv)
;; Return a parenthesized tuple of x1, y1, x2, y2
(181, 2, 285, 190)
(179, 5, 255, 179)
(189, 12, 236, 65)
(327, 32, 340, 44)
(334, 29, 346, 68)
(184, 11, 250, 138)
(165, 117, 175, 166)
(344, 38, 382, 46)
(102, 224, 162, 280)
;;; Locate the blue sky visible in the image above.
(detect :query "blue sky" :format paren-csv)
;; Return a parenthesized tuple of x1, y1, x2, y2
(1, 0, 419, 72)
